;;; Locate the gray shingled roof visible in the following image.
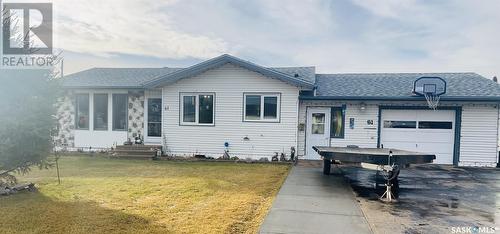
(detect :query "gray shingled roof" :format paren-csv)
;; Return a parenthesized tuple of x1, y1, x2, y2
(312, 72, 500, 100)
(63, 67, 183, 88)
(271, 67, 315, 84)
(143, 54, 314, 88)
(62, 56, 500, 101)
(63, 66, 315, 88)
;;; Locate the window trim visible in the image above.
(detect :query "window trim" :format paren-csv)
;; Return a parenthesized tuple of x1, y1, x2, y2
(330, 106, 345, 138)
(243, 93, 281, 122)
(311, 113, 326, 135)
(383, 120, 417, 129)
(75, 93, 90, 130)
(418, 121, 453, 129)
(179, 92, 215, 126)
(112, 94, 128, 131)
(93, 93, 109, 131)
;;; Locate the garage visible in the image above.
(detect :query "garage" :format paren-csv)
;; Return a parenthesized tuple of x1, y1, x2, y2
(380, 109, 456, 164)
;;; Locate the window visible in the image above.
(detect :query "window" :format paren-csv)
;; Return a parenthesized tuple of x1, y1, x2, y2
(330, 107, 345, 138)
(180, 93, 215, 125)
(245, 95, 260, 120)
(147, 98, 162, 137)
(311, 113, 325, 134)
(75, 94, 89, 129)
(264, 96, 278, 119)
(112, 94, 128, 131)
(183, 96, 196, 123)
(244, 93, 280, 122)
(383, 121, 416, 128)
(418, 121, 452, 129)
(199, 95, 214, 124)
(93, 94, 108, 130)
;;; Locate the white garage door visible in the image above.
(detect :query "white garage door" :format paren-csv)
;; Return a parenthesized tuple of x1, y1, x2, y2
(380, 109, 455, 164)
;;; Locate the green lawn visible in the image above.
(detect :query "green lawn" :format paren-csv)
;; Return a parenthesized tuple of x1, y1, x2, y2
(0, 156, 290, 234)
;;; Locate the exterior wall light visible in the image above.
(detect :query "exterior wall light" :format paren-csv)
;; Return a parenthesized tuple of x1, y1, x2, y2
(360, 102, 367, 111)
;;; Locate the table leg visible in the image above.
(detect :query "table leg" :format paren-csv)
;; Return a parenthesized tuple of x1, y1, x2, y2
(323, 159, 331, 175)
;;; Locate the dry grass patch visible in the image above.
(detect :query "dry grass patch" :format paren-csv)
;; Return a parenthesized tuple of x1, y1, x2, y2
(0, 156, 289, 233)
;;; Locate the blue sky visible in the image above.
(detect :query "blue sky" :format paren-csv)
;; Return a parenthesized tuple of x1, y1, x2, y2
(43, 0, 499, 78)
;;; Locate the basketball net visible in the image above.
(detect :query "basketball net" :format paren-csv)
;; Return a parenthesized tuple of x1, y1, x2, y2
(424, 93, 440, 110)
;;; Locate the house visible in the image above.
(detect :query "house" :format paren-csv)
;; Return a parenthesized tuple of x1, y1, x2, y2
(56, 54, 500, 167)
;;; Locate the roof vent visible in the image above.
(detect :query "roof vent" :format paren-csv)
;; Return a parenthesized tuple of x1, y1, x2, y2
(294, 73, 299, 78)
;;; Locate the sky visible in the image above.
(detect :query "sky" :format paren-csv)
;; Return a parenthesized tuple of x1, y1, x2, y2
(20, 0, 500, 78)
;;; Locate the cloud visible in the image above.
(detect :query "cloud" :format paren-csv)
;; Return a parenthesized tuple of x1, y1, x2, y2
(26, 0, 499, 78)
(49, 0, 227, 59)
(351, 0, 417, 18)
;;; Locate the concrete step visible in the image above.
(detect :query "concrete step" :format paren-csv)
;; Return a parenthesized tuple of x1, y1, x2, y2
(113, 150, 157, 155)
(113, 154, 155, 159)
(112, 145, 162, 159)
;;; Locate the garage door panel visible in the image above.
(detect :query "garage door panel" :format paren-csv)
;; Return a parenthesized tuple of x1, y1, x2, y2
(416, 110, 454, 120)
(417, 143, 454, 154)
(415, 132, 454, 143)
(381, 109, 455, 165)
(433, 153, 453, 164)
(382, 110, 417, 120)
(381, 141, 416, 151)
(382, 132, 416, 142)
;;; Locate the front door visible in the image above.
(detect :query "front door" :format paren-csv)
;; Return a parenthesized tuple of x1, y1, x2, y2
(144, 98, 162, 144)
(305, 108, 331, 160)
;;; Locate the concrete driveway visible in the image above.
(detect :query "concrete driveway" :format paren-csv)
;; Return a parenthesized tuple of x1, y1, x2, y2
(341, 164, 500, 233)
(260, 161, 372, 234)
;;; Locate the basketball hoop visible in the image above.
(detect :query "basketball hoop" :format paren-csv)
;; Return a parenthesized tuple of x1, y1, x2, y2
(424, 92, 440, 110)
(413, 77, 446, 111)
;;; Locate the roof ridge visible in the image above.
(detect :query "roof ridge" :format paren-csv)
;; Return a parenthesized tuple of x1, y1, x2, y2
(316, 72, 478, 75)
(90, 67, 177, 70)
(270, 66, 316, 69)
(143, 54, 315, 89)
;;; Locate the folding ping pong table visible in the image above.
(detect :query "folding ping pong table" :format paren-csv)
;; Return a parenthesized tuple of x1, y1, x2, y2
(312, 146, 436, 201)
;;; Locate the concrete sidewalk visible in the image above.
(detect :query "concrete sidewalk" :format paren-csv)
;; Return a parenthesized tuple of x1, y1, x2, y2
(260, 162, 372, 234)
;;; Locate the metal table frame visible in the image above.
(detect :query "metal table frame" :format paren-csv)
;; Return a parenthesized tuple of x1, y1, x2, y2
(313, 146, 436, 202)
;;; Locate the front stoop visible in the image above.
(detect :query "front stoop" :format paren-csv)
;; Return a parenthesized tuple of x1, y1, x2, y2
(111, 145, 162, 159)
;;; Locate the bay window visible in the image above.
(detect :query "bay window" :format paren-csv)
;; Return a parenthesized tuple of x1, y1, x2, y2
(180, 93, 215, 125)
(112, 94, 128, 131)
(244, 93, 280, 122)
(75, 94, 89, 129)
(93, 94, 108, 130)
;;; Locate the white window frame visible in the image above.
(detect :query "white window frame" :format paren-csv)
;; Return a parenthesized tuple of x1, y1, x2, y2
(243, 93, 281, 122)
(180, 92, 215, 126)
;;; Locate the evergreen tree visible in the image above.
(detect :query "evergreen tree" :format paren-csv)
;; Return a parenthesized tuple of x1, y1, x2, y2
(0, 70, 60, 186)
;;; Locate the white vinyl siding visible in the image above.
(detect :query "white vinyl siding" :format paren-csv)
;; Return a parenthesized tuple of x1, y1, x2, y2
(299, 101, 499, 167)
(459, 104, 499, 166)
(298, 101, 379, 156)
(162, 63, 300, 159)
